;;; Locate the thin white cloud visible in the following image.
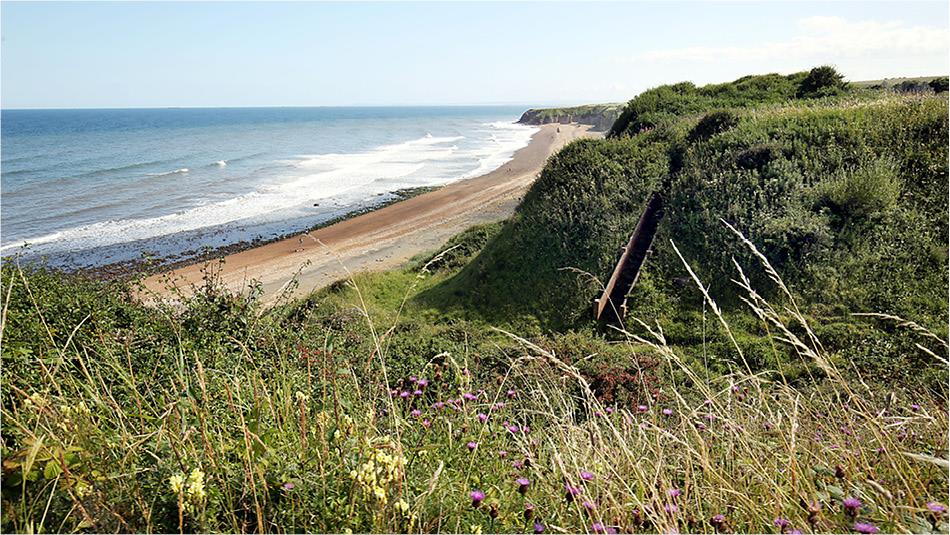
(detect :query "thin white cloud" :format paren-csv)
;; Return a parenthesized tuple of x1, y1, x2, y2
(637, 16, 948, 64)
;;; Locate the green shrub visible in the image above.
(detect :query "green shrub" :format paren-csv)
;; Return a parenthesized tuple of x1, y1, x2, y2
(796, 65, 847, 98)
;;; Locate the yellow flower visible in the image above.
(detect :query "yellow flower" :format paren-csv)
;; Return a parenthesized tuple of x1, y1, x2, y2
(470, 524, 483, 534)
(169, 473, 185, 494)
(186, 468, 206, 500)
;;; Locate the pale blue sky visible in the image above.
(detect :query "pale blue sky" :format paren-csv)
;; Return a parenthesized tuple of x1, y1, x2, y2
(2, 1, 947, 109)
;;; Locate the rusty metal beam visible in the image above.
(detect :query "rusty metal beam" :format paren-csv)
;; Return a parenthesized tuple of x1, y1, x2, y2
(593, 192, 664, 322)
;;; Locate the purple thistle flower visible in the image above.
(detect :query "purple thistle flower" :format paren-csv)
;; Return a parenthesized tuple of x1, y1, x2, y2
(696, 422, 707, 430)
(410, 375, 417, 382)
(638, 405, 649, 413)
(595, 411, 604, 417)
(516, 477, 531, 494)
(533, 522, 545, 534)
(774, 518, 790, 529)
(498, 450, 508, 458)
(580, 470, 595, 482)
(662, 408, 674, 416)
(843, 497, 862, 516)
(663, 503, 678, 514)
(583, 500, 596, 511)
(854, 522, 879, 534)
(432, 401, 445, 410)
(507, 389, 517, 398)
(524, 503, 535, 520)
(477, 413, 488, 423)
(469, 489, 485, 507)
(416, 378, 428, 388)
(492, 402, 506, 411)
(565, 484, 581, 502)
(788, 531, 803, 535)
(413, 389, 423, 396)
(928, 501, 947, 514)
(462, 392, 477, 401)
(668, 487, 681, 498)
(282, 482, 295, 490)
(399, 391, 410, 399)
(513, 460, 523, 469)
(410, 409, 422, 418)
(466, 441, 478, 452)
(592, 522, 606, 533)
(421, 418, 431, 429)
(711, 514, 726, 528)
(606, 406, 615, 414)
(911, 403, 921, 411)
(506, 424, 520, 434)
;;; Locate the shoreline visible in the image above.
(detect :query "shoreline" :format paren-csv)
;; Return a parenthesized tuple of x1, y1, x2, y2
(143, 123, 597, 302)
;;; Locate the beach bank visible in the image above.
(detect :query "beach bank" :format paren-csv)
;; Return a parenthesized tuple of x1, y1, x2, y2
(143, 123, 597, 302)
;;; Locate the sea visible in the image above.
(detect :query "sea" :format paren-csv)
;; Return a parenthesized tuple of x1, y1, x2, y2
(0, 106, 537, 268)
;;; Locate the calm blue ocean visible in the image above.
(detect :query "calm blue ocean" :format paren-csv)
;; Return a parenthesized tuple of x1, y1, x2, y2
(1, 106, 536, 267)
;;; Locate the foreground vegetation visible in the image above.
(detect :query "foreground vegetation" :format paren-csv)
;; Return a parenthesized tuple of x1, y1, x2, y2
(2, 67, 947, 533)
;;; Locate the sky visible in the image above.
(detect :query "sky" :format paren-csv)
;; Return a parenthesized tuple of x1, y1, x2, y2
(1, 1, 948, 109)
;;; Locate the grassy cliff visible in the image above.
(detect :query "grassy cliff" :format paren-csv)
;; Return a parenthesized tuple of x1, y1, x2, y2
(518, 103, 624, 131)
(2, 67, 947, 533)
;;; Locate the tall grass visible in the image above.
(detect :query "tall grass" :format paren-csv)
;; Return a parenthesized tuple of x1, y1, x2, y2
(1, 225, 946, 534)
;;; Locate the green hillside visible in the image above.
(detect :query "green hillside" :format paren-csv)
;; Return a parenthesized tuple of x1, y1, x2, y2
(2, 67, 947, 533)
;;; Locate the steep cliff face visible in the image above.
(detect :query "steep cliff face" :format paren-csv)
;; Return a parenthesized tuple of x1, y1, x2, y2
(518, 104, 622, 132)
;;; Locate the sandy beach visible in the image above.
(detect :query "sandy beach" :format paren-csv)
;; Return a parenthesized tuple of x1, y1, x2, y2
(143, 123, 597, 302)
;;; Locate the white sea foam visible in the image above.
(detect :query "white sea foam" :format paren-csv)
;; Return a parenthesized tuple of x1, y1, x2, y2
(147, 168, 190, 177)
(3, 122, 538, 263)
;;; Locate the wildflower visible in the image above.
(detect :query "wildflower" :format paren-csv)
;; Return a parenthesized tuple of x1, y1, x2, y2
(498, 450, 508, 458)
(696, 422, 707, 430)
(516, 477, 531, 494)
(470, 489, 486, 508)
(467, 441, 478, 452)
(433, 401, 445, 409)
(583, 500, 596, 511)
(462, 392, 477, 401)
(638, 405, 649, 412)
(282, 482, 295, 491)
(399, 391, 410, 399)
(421, 418, 431, 429)
(168, 473, 185, 494)
(524, 503, 535, 520)
(843, 497, 862, 516)
(395, 499, 410, 514)
(911, 403, 921, 411)
(668, 487, 681, 498)
(470, 525, 483, 535)
(416, 378, 428, 388)
(927, 501, 947, 514)
(565, 484, 581, 502)
(663, 503, 678, 513)
(580, 470, 595, 482)
(592, 522, 606, 533)
(595, 411, 604, 417)
(606, 406, 615, 414)
(854, 522, 880, 534)
(410, 376, 418, 382)
(533, 522, 545, 534)
(505, 423, 520, 434)
(662, 408, 674, 416)
(410, 409, 422, 418)
(413, 389, 423, 396)
(711, 514, 726, 530)
(507, 389, 517, 398)
(477, 413, 488, 423)
(774, 518, 790, 530)
(186, 468, 206, 500)
(513, 460, 523, 469)
(492, 402, 506, 411)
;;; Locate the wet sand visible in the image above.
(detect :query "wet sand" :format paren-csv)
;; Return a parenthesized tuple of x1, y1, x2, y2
(143, 123, 597, 302)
